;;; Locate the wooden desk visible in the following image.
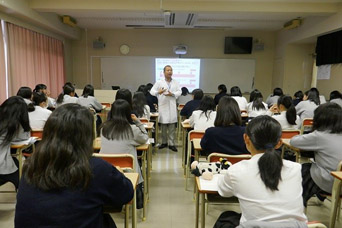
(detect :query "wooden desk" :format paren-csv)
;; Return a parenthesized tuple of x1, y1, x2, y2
(281, 138, 302, 162)
(11, 144, 34, 178)
(330, 171, 342, 228)
(181, 121, 193, 173)
(193, 138, 202, 161)
(93, 137, 150, 221)
(124, 173, 139, 228)
(150, 113, 159, 144)
(143, 122, 154, 195)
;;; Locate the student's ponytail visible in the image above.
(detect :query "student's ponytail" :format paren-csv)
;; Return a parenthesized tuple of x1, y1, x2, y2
(278, 95, 297, 125)
(27, 103, 35, 112)
(56, 93, 64, 104)
(246, 115, 283, 191)
(258, 147, 283, 191)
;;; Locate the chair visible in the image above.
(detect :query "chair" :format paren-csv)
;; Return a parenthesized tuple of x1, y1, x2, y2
(101, 102, 111, 109)
(329, 161, 342, 228)
(31, 129, 43, 139)
(139, 118, 149, 123)
(300, 118, 313, 134)
(185, 130, 205, 190)
(281, 129, 301, 161)
(93, 153, 134, 228)
(205, 153, 251, 214)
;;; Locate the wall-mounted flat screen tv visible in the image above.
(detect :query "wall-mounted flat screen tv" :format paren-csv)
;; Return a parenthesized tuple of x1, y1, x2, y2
(224, 37, 253, 54)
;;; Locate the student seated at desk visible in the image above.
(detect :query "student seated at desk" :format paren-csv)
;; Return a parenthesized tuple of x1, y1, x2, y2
(132, 91, 151, 121)
(290, 103, 342, 207)
(266, 95, 300, 130)
(266, 87, 283, 108)
(28, 92, 52, 130)
(17, 86, 33, 105)
(214, 84, 228, 105)
(15, 104, 133, 228)
(200, 97, 248, 156)
(0, 96, 30, 190)
(100, 99, 148, 188)
(77, 84, 103, 112)
(230, 86, 248, 111)
(295, 88, 320, 122)
(189, 96, 216, 131)
(33, 84, 56, 108)
(217, 116, 307, 227)
(180, 88, 203, 119)
(246, 89, 267, 118)
(56, 84, 78, 107)
(177, 87, 193, 105)
(329, 90, 342, 107)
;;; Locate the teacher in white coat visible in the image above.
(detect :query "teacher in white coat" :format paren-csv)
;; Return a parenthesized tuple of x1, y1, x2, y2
(150, 65, 181, 152)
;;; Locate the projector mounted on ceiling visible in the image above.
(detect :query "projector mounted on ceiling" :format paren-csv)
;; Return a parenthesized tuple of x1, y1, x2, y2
(283, 18, 302, 30)
(173, 45, 187, 55)
(164, 11, 197, 28)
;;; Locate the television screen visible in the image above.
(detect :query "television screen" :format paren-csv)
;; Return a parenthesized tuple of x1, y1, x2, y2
(224, 37, 253, 54)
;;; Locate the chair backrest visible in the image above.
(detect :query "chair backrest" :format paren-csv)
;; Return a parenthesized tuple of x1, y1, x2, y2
(101, 102, 111, 108)
(188, 130, 205, 141)
(139, 118, 149, 123)
(208, 153, 251, 164)
(178, 104, 185, 110)
(93, 153, 135, 170)
(337, 160, 342, 171)
(281, 129, 301, 139)
(31, 129, 43, 139)
(300, 118, 313, 134)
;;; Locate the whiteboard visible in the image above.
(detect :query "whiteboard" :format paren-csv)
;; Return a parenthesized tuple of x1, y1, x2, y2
(101, 57, 255, 93)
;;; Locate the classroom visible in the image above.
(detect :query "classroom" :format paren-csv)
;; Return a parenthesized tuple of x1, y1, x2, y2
(1, 1, 342, 228)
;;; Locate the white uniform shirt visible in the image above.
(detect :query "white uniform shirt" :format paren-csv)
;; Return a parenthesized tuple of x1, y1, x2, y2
(150, 79, 181, 124)
(266, 95, 280, 107)
(330, 98, 342, 107)
(56, 95, 78, 107)
(246, 102, 268, 118)
(218, 153, 307, 224)
(266, 111, 300, 130)
(28, 106, 52, 129)
(189, 110, 216, 131)
(231, 96, 248, 111)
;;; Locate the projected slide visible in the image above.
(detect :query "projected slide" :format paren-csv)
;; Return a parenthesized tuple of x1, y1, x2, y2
(155, 58, 200, 92)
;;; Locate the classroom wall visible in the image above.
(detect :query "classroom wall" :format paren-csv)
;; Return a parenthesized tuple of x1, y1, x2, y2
(317, 64, 342, 99)
(71, 29, 276, 97)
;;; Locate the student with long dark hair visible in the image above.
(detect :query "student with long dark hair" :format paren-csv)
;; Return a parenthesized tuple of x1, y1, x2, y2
(180, 89, 204, 119)
(290, 103, 342, 207)
(217, 116, 307, 227)
(189, 96, 216, 131)
(115, 88, 133, 107)
(214, 84, 227, 105)
(266, 87, 283, 107)
(17, 87, 32, 105)
(34, 84, 56, 108)
(177, 87, 192, 105)
(246, 89, 267, 118)
(100, 99, 148, 186)
(56, 84, 78, 107)
(200, 97, 248, 156)
(144, 83, 158, 112)
(28, 92, 52, 129)
(15, 104, 133, 227)
(132, 91, 150, 120)
(77, 84, 103, 112)
(230, 86, 248, 111)
(329, 90, 342, 107)
(295, 87, 320, 121)
(0, 96, 30, 189)
(267, 95, 300, 130)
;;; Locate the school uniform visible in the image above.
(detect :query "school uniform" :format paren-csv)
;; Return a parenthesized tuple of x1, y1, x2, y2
(56, 95, 78, 107)
(290, 131, 342, 194)
(0, 127, 30, 188)
(15, 157, 134, 228)
(28, 106, 52, 129)
(214, 92, 227, 105)
(330, 98, 342, 107)
(180, 99, 201, 119)
(218, 153, 307, 224)
(177, 94, 192, 105)
(266, 95, 280, 107)
(47, 97, 56, 108)
(266, 111, 300, 130)
(200, 125, 249, 156)
(100, 120, 149, 184)
(189, 110, 216, 131)
(295, 100, 318, 122)
(145, 93, 158, 112)
(231, 96, 248, 111)
(246, 102, 268, 118)
(77, 95, 103, 112)
(23, 98, 32, 105)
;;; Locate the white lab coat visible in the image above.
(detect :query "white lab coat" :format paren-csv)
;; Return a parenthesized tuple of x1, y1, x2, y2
(150, 79, 181, 124)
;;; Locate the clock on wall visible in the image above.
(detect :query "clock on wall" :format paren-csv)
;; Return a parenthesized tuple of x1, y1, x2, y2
(120, 44, 130, 55)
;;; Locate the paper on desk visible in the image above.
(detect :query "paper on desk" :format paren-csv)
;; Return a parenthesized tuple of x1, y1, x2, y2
(199, 174, 223, 191)
(11, 137, 37, 145)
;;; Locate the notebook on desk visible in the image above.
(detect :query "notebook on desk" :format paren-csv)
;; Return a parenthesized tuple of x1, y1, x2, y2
(199, 174, 223, 192)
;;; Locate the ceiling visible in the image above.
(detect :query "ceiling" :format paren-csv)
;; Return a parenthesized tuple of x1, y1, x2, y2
(29, 0, 342, 31)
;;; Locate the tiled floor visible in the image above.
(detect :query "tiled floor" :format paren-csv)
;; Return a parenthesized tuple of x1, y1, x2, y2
(0, 137, 341, 228)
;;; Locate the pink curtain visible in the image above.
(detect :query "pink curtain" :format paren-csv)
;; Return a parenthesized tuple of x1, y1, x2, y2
(0, 22, 7, 103)
(6, 23, 65, 98)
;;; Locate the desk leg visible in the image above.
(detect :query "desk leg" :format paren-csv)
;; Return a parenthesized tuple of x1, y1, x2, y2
(329, 178, 342, 228)
(142, 151, 147, 221)
(132, 190, 137, 228)
(183, 129, 187, 174)
(156, 119, 159, 145)
(125, 205, 129, 228)
(195, 186, 199, 228)
(201, 193, 205, 228)
(18, 148, 23, 178)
